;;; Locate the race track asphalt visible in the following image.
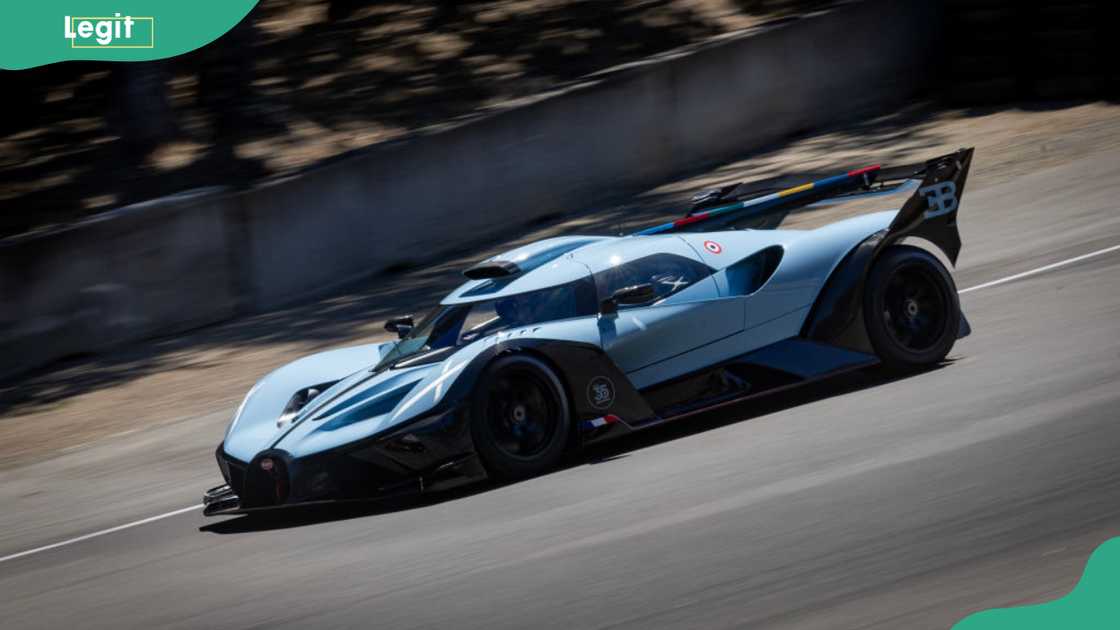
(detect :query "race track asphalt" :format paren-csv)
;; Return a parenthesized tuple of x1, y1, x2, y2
(1, 148, 1119, 629)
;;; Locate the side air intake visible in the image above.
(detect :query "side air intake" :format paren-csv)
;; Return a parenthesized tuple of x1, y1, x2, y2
(726, 246, 783, 296)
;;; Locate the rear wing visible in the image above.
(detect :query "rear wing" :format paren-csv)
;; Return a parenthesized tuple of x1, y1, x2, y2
(634, 148, 975, 263)
(884, 148, 973, 264)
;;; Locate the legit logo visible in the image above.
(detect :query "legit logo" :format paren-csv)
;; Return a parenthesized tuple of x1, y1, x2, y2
(64, 14, 154, 48)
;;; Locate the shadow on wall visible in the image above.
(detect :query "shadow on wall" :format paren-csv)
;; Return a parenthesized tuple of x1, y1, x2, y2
(9, 0, 1117, 239)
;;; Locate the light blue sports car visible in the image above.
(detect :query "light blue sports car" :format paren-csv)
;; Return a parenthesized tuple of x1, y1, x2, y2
(204, 148, 974, 516)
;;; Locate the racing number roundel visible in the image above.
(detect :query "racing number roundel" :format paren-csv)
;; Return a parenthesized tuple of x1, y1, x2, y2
(703, 240, 722, 254)
(587, 376, 615, 410)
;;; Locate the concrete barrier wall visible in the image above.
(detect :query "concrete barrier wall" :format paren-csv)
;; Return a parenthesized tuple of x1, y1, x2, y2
(0, 189, 240, 380)
(1, 0, 941, 380)
(240, 0, 940, 307)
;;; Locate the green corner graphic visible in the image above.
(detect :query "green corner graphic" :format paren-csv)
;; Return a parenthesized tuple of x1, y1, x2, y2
(2, 1, 258, 70)
(954, 537, 1120, 630)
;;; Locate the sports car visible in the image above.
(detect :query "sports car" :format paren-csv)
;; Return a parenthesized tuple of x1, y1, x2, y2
(204, 148, 975, 516)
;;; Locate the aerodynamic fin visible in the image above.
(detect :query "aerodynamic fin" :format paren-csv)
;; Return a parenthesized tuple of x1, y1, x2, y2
(884, 148, 973, 265)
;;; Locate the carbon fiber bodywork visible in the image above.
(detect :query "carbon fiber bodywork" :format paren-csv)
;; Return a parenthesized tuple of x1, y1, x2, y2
(803, 149, 974, 350)
(206, 339, 657, 515)
(208, 404, 475, 515)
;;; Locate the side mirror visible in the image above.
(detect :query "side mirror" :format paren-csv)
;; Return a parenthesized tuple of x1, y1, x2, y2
(600, 283, 655, 315)
(384, 315, 414, 339)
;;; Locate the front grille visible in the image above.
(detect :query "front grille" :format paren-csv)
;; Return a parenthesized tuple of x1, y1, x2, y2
(241, 454, 291, 508)
(223, 455, 247, 496)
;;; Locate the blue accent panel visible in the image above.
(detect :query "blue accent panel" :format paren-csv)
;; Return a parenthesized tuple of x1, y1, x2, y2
(636, 222, 675, 236)
(740, 338, 876, 378)
(812, 173, 850, 187)
(318, 381, 417, 432)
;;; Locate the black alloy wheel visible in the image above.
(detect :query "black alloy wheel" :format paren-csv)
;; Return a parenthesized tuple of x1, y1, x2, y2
(864, 245, 961, 369)
(471, 354, 570, 479)
(881, 263, 949, 351)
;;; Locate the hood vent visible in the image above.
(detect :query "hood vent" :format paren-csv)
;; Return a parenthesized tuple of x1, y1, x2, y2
(463, 259, 521, 279)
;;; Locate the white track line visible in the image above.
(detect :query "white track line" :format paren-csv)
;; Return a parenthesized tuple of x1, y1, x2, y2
(2, 242, 1119, 566)
(959, 244, 1120, 294)
(0, 504, 203, 564)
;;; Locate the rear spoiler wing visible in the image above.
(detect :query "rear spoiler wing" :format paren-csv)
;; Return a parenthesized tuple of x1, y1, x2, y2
(635, 148, 975, 264)
(884, 148, 973, 264)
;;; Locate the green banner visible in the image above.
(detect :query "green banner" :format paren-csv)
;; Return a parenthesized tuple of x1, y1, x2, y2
(954, 537, 1120, 629)
(1, 1, 258, 70)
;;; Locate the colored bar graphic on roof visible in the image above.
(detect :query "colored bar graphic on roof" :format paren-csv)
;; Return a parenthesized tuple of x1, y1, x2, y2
(634, 164, 881, 236)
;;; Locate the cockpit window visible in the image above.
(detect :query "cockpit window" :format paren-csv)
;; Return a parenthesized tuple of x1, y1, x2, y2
(375, 277, 597, 371)
(592, 253, 712, 307)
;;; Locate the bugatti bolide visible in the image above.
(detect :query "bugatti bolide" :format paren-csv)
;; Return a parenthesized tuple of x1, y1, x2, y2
(204, 148, 975, 515)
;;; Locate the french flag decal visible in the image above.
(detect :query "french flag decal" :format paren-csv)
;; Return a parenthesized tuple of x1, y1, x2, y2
(582, 414, 621, 431)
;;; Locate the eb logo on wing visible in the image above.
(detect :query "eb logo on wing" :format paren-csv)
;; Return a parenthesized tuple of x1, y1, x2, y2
(920, 181, 958, 219)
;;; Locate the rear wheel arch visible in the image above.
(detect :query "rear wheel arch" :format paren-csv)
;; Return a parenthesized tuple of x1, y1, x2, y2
(862, 245, 960, 368)
(801, 230, 884, 350)
(802, 231, 957, 351)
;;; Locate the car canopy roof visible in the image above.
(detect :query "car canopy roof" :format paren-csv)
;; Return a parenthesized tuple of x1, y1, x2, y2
(441, 236, 608, 305)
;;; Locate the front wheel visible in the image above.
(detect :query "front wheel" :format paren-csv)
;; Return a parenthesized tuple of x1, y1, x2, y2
(863, 245, 961, 370)
(470, 354, 571, 480)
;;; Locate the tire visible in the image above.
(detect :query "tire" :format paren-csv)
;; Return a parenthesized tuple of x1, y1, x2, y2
(470, 354, 571, 480)
(863, 245, 961, 370)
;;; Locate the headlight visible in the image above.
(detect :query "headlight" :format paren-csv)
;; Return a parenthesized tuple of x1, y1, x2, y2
(225, 381, 262, 438)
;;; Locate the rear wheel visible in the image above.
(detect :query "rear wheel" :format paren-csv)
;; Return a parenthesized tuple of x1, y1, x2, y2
(863, 246, 960, 369)
(471, 354, 571, 480)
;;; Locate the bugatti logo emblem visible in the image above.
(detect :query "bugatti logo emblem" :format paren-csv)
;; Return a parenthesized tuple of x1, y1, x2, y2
(587, 376, 615, 409)
(920, 181, 958, 219)
(703, 240, 722, 254)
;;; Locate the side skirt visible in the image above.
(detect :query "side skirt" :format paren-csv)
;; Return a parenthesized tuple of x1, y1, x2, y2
(581, 338, 877, 442)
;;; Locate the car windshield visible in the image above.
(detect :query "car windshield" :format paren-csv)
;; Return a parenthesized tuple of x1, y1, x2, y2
(374, 277, 597, 371)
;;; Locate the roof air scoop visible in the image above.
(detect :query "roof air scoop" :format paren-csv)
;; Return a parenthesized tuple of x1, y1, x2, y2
(462, 259, 522, 279)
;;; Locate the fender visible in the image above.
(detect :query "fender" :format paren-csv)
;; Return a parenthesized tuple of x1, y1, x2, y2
(800, 229, 885, 351)
(222, 340, 396, 462)
(438, 337, 657, 442)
